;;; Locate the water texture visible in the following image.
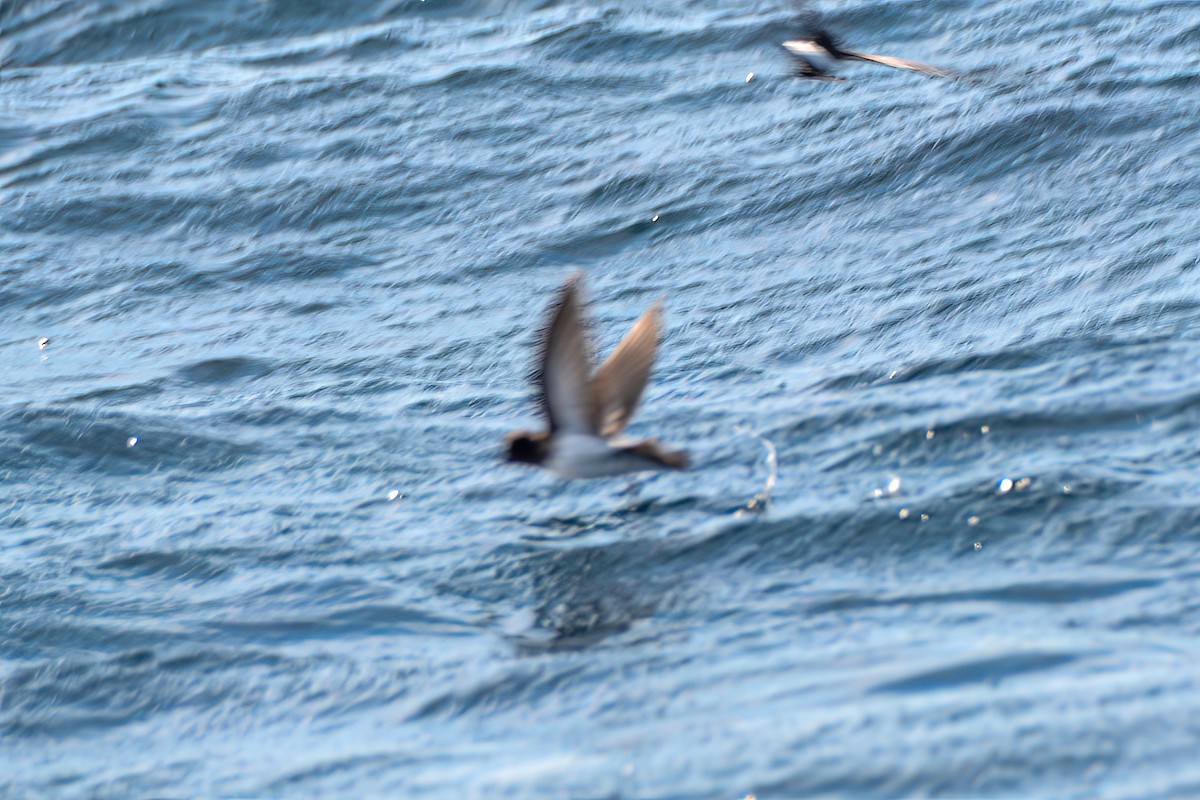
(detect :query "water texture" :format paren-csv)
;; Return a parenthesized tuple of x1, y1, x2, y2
(3, 0, 1200, 797)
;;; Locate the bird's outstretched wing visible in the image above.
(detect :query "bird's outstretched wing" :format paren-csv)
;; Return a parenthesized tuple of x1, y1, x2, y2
(592, 299, 662, 437)
(789, 0, 822, 37)
(843, 50, 955, 78)
(536, 274, 600, 435)
(782, 49, 844, 81)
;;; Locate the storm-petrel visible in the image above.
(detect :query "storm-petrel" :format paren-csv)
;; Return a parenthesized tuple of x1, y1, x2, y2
(504, 273, 688, 479)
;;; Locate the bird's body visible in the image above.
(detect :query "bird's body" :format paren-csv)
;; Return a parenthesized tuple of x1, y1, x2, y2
(504, 274, 688, 479)
(543, 433, 681, 479)
(781, 31, 844, 80)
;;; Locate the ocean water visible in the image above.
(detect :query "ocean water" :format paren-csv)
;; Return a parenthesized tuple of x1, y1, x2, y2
(4, 0, 1200, 796)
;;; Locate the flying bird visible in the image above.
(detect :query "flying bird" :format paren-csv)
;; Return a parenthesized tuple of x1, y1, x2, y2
(504, 273, 688, 479)
(782, 28, 954, 80)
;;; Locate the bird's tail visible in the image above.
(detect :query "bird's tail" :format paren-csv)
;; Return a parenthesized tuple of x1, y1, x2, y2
(625, 440, 689, 470)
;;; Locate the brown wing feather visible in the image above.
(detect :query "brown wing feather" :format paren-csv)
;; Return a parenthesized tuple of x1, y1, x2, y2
(591, 299, 662, 437)
(844, 50, 955, 78)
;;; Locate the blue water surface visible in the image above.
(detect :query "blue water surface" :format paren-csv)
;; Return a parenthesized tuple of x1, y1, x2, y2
(4, 0, 1200, 797)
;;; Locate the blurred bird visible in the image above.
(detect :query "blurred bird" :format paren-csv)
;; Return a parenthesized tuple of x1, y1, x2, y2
(504, 273, 688, 479)
(783, 27, 954, 80)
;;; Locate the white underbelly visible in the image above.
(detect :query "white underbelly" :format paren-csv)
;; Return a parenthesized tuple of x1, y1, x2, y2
(545, 434, 657, 479)
(782, 41, 835, 71)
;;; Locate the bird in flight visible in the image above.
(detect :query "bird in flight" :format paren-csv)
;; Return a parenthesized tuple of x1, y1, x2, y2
(504, 273, 688, 479)
(782, 27, 954, 81)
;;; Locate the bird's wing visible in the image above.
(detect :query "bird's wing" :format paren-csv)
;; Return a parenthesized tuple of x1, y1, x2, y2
(843, 50, 955, 78)
(591, 299, 662, 437)
(789, 56, 842, 80)
(789, 1, 822, 37)
(536, 273, 600, 435)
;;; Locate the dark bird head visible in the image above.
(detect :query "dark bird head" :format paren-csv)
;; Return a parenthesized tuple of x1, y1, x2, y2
(504, 430, 549, 465)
